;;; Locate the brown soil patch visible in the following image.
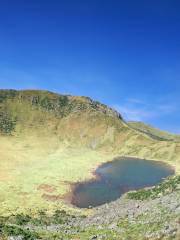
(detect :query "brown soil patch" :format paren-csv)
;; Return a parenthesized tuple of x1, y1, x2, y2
(42, 193, 63, 202)
(37, 184, 56, 193)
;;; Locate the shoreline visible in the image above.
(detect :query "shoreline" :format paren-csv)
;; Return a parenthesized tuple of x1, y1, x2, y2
(62, 155, 176, 209)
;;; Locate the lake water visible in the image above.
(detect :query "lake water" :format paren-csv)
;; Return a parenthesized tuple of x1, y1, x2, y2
(71, 157, 174, 208)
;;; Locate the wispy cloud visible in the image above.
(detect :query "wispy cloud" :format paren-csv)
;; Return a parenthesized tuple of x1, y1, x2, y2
(114, 105, 154, 121)
(125, 98, 145, 105)
(113, 98, 178, 122)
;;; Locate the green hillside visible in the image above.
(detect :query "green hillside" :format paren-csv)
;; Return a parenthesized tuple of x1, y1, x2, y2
(0, 89, 180, 216)
(128, 121, 180, 142)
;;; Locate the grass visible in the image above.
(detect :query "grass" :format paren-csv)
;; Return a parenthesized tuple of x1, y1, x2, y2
(0, 135, 115, 215)
(127, 175, 180, 200)
(128, 121, 180, 142)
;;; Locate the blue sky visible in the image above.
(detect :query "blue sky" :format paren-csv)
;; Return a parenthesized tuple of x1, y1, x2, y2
(0, 0, 180, 133)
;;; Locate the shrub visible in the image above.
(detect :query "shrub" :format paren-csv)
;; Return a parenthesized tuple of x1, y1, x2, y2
(40, 97, 54, 111)
(0, 90, 17, 103)
(39, 96, 69, 114)
(2, 225, 39, 240)
(58, 96, 69, 108)
(0, 112, 16, 134)
(14, 214, 32, 226)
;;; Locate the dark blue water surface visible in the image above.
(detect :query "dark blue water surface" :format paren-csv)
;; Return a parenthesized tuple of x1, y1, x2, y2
(71, 157, 174, 208)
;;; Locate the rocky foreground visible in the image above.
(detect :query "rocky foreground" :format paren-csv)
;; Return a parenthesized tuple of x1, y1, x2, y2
(0, 176, 180, 240)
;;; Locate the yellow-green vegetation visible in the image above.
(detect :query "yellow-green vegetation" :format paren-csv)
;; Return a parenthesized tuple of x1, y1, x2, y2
(128, 121, 180, 142)
(127, 175, 180, 200)
(0, 89, 180, 215)
(0, 136, 113, 215)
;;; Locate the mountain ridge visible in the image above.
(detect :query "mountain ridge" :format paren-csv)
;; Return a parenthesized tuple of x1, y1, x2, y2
(128, 121, 180, 142)
(0, 89, 180, 164)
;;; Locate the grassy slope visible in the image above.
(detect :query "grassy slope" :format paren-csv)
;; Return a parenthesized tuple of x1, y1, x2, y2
(0, 89, 180, 215)
(128, 121, 180, 142)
